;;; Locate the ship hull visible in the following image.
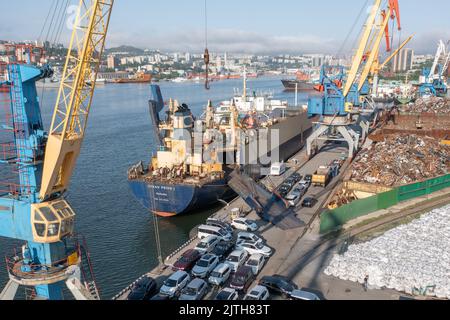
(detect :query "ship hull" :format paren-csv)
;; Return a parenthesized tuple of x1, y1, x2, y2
(129, 112, 312, 217)
(128, 178, 236, 217)
(282, 79, 315, 92)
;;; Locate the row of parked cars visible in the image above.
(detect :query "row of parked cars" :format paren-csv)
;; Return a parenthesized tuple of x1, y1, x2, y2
(278, 173, 317, 208)
(126, 216, 321, 301)
(139, 217, 273, 301)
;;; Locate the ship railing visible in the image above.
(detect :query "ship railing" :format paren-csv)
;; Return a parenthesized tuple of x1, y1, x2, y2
(111, 274, 150, 300)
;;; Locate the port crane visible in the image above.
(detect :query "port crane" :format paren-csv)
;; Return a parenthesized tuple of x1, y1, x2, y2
(307, 0, 402, 159)
(0, 0, 114, 300)
(418, 40, 450, 97)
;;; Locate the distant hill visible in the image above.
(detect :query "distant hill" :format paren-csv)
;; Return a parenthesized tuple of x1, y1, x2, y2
(105, 45, 145, 55)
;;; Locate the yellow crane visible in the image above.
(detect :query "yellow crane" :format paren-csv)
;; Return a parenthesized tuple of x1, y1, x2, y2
(40, 0, 114, 200)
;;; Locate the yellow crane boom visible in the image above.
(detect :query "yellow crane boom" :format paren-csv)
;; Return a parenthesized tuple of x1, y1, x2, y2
(343, 0, 382, 97)
(40, 0, 114, 200)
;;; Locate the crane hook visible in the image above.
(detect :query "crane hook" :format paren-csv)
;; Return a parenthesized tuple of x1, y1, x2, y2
(204, 48, 210, 90)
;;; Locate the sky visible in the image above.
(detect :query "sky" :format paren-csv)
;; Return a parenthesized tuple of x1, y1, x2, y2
(1, 0, 449, 55)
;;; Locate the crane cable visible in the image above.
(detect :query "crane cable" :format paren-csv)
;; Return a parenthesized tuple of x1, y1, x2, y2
(204, 0, 210, 90)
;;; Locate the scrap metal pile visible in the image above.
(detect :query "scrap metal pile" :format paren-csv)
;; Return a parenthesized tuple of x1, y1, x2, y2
(324, 204, 450, 299)
(402, 97, 450, 114)
(350, 135, 450, 186)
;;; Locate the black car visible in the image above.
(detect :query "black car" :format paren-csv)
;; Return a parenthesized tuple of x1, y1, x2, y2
(302, 197, 317, 208)
(150, 293, 171, 301)
(304, 175, 313, 182)
(291, 173, 302, 182)
(127, 276, 158, 300)
(259, 275, 298, 297)
(213, 240, 235, 259)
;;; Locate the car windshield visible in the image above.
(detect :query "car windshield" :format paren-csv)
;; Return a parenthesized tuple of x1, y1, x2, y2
(234, 275, 246, 284)
(219, 229, 228, 236)
(247, 259, 258, 266)
(183, 287, 197, 296)
(245, 295, 258, 300)
(165, 279, 178, 287)
(210, 271, 222, 278)
(255, 243, 264, 249)
(216, 292, 231, 300)
(197, 260, 210, 267)
(228, 256, 239, 262)
(197, 243, 208, 249)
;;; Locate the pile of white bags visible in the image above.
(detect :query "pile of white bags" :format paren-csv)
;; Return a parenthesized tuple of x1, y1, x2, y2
(324, 204, 450, 299)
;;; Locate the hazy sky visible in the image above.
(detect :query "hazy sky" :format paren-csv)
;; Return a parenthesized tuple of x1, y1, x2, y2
(1, 0, 449, 54)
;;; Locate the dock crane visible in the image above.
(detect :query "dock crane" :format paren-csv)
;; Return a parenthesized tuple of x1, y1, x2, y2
(0, 0, 114, 300)
(418, 40, 450, 97)
(306, 0, 402, 159)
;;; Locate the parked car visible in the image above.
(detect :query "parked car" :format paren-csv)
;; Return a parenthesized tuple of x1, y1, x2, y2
(127, 276, 158, 300)
(244, 285, 270, 300)
(179, 278, 208, 301)
(291, 173, 302, 182)
(290, 289, 321, 300)
(206, 218, 234, 234)
(302, 197, 317, 208)
(195, 235, 220, 254)
(244, 254, 266, 276)
(237, 232, 264, 245)
(215, 288, 239, 301)
(230, 266, 255, 292)
(172, 249, 202, 272)
(231, 218, 259, 232)
(198, 225, 233, 242)
(150, 293, 171, 301)
(192, 254, 220, 278)
(259, 275, 298, 297)
(208, 263, 232, 286)
(225, 250, 249, 272)
(160, 271, 191, 298)
(298, 179, 311, 189)
(285, 190, 303, 207)
(304, 174, 313, 182)
(236, 241, 273, 257)
(212, 240, 235, 259)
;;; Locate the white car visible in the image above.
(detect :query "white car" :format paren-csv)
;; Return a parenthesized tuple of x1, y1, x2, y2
(237, 232, 264, 245)
(192, 254, 220, 278)
(195, 235, 220, 254)
(215, 288, 239, 301)
(159, 271, 191, 298)
(244, 254, 266, 275)
(244, 285, 270, 300)
(236, 241, 273, 257)
(225, 250, 249, 273)
(208, 263, 232, 286)
(231, 218, 259, 232)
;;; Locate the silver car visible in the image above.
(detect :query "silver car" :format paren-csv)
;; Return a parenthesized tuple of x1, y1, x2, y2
(159, 271, 191, 298)
(179, 278, 208, 301)
(192, 254, 220, 278)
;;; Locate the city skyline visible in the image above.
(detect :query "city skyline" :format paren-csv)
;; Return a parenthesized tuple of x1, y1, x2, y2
(1, 0, 450, 55)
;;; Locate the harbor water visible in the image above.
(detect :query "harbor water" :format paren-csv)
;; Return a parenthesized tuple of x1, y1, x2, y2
(0, 76, 309, 299)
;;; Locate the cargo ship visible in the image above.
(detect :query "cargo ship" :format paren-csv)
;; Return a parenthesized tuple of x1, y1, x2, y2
(128, 84, 313, 217)
(282, 71, 315, 92)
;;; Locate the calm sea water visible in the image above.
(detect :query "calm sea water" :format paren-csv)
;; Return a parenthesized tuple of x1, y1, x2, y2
(0, 76, 308, 299)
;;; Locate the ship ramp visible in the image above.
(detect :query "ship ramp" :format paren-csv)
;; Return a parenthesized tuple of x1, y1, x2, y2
(228, 170, 305, 230)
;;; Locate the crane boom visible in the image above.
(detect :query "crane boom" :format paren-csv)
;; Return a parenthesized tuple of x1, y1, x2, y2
(379, 35, 413, 70)
(343, 0, 382, 97)
(40, 0, 114, 200)
(357, 8, 391, 91)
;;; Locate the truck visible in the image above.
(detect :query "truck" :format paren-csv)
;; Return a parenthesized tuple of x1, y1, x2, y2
(312, 166, 332, 187)
(270, 162, 286, 176)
